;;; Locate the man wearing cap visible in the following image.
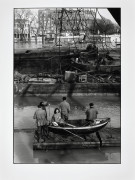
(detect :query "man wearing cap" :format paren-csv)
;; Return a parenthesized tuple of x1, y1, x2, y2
(33, 102, 49, 142)
(85, 103, 98, 125)
(85, 103, 102, 147)
(59, 97, 70, 122)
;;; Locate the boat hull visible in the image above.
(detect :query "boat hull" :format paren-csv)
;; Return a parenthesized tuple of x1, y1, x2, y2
(48, 118, 110, 135)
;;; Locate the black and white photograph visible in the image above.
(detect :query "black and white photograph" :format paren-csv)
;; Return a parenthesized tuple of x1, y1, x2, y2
(13, 7, 121, 164)
(1, 0, 135, 179)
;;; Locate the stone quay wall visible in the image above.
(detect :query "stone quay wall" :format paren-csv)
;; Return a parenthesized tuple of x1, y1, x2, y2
(14, 82, 121, 96)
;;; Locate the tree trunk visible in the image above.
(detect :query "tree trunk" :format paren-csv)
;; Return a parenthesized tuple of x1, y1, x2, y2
(28, 24, 31, 42)
(35, 34, 37, 44)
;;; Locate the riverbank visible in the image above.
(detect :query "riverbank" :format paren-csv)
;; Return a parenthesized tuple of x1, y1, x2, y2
(14, 45, 120, 74)
(14, 82, 121, 96)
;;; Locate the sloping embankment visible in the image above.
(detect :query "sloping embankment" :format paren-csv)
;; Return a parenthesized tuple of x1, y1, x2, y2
(14, 82, 120, 96)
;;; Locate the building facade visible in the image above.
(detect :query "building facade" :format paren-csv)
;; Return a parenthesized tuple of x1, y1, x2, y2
(38, 8, 95, 38)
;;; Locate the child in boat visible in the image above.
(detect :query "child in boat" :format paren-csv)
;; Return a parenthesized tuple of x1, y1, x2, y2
(51, 108, 65, 126)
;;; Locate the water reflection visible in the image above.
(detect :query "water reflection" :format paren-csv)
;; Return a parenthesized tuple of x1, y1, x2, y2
(15, 42, 43, 50)
(36, 149, 120, 164)
(14, 132, 120, 164)
(34, 149, 107, 164)
(14, 41, 118, 51)
(14, 132, 37, 163)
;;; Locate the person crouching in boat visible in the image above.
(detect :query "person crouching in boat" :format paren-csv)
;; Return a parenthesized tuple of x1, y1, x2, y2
(51, 108, 65, 127)
(33, 102, 49, 142)
(85, 103, 98, 125)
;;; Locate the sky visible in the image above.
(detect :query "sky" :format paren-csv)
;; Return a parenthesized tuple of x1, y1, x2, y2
(96, 9, 117, 24)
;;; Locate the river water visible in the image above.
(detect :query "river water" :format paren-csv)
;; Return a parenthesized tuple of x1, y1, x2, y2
(14, 95, 121, 163)
(14, 41, 118, 51)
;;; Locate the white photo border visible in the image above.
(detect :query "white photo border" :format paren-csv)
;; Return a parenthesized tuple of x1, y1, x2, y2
(0, 0, 135, 180)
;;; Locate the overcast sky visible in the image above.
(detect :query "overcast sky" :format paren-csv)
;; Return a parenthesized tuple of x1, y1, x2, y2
(97, 9, 117, 24)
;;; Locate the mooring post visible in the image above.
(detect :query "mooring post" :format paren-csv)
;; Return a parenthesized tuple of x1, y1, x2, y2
(96, 131, 102, 147)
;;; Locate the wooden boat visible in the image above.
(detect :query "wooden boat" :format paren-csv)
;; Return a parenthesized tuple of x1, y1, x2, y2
(29, 77, 57, 84)
(48, 117, 110, 135)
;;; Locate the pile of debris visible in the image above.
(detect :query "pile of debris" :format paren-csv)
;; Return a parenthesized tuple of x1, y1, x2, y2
(14, 70, 120, 84)
(14, 71, 64, 84)
(14, 71, 31, 83)
(87, 73, 120, 83)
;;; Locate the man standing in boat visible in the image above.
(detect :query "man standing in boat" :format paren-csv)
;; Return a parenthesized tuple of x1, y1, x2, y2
(85, 103, 98, 125)
(59, 97, 70, 122)
(85, 103, 102, 147)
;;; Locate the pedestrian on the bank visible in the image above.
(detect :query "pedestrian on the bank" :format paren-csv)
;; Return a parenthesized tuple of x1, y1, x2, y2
(85, 103, 98, 125)
(33, 102, 49, 142)
(59, 97, 70, 122)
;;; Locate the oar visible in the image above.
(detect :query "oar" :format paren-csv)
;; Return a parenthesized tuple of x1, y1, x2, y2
(65, 123, 76, 127)
(62, 128, 85, 141)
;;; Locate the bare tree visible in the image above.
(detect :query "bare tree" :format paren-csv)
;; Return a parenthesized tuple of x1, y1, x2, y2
(30, 11, 39, 42)
(38, 9, 54, 44)
(14, 9, 37, 42)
